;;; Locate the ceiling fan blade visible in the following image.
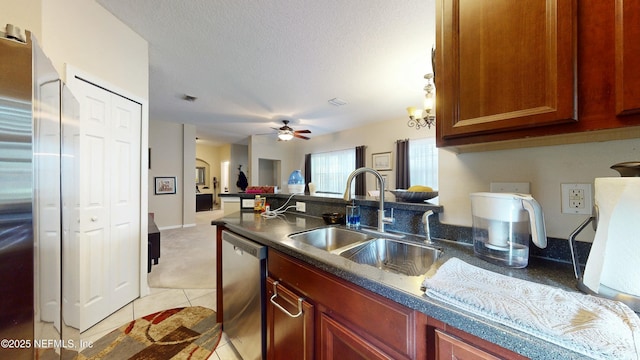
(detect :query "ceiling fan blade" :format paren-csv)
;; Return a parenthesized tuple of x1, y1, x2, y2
(294, 133, 310, 140)
(294, 129, 311, 134)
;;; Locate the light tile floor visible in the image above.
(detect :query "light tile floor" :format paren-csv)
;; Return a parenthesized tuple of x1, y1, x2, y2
(80, 287, 241, 359)
(79, 210, 242, 359)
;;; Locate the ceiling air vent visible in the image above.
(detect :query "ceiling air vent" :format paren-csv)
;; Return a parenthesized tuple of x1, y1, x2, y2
(328, 98, 347, 106)
(182, 94, 197, 102)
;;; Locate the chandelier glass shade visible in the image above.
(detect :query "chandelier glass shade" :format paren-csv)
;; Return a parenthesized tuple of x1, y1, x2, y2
(407, 73, 435, 130)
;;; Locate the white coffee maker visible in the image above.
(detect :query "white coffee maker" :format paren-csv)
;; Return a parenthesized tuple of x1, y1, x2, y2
(470, 192, 547, 268)
(569, 162, 640, 312)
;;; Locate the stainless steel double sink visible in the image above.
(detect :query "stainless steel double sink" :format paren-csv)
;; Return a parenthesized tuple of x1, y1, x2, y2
(287, 227, 441, 277)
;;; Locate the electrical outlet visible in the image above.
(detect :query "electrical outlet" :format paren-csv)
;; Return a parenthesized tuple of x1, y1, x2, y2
(569, 188, 585, 208)
(296, 201, 306, 212)
(561, 183, 593, 215)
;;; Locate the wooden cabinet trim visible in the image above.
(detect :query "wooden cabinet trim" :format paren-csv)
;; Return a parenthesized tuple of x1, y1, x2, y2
(320, 312, 394, 360)
(615, 0, 640, 115)
(435, 330, 502, 360)
(426, 316, 528, 360)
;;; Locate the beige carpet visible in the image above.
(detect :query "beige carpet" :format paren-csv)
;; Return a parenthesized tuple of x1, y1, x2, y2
(147, 210, 224, 289)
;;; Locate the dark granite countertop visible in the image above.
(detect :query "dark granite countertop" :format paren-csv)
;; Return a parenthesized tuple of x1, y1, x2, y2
(217, 191, 444, 212)
(215, 210, 591, 359)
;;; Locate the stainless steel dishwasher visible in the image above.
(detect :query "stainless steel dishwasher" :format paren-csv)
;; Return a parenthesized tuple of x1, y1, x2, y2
(222, 230, 267, 360)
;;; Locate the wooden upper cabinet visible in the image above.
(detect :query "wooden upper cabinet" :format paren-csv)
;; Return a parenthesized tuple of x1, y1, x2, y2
(436, 0, 577, 144)
(615, 0, 640, 116)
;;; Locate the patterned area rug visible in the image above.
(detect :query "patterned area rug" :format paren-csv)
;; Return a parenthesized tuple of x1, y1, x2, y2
(78, 306, 221, 360)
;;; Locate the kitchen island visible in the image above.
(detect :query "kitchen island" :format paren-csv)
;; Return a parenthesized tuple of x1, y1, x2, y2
(214, 199, 637, 359)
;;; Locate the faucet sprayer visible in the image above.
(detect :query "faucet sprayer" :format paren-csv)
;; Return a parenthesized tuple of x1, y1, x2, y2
(344, 167, 394, 232)
(422, 210, 435, 245)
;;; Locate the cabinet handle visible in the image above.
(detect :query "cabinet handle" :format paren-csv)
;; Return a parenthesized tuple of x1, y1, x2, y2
(431, 46, 436, 82)
(270, 280, 303, 318)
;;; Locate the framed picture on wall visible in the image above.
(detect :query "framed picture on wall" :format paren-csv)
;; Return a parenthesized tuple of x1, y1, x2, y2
(155, 176, 177, 195)
(372, 152, 392, 171)
(376, 174, 389, 190)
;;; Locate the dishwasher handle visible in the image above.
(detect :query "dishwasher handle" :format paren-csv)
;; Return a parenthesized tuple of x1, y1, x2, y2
(270, 281, 304, 318)
(222, 230, 267, 259)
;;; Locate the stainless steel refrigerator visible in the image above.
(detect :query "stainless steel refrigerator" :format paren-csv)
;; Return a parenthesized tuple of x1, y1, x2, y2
(0, 26, 79, 359)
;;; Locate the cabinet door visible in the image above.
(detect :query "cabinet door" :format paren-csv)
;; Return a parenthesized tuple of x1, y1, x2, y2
(436, 0, 577, 142)
(615, 0, 640, 115)
(320, 313, 393, 360)
(435, 330, 501, 360)
(268, 249, 420, 359)
(266, 277, 314, 360)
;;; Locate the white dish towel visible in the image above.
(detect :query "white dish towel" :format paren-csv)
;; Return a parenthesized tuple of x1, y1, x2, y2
(422, 258, 640, 360)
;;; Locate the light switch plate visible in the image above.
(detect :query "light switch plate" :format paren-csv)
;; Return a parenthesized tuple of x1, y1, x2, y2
(561, 183, 593, 215)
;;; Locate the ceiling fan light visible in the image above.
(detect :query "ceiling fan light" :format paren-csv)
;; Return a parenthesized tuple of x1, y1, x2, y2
(278, 131, 294, 141)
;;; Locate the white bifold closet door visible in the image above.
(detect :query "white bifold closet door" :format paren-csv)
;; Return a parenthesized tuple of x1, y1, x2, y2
(69, 75, 141, 332)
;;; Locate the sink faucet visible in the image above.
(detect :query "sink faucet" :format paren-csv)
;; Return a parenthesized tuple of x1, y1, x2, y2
(343, 167, 394, 232)
(422, 210, 435, 245)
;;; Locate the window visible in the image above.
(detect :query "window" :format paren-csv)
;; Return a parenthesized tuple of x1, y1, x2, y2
(409, 138, 438, 189)
(311, 149, 356, 193)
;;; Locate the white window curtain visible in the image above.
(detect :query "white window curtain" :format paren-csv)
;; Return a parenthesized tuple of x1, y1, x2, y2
(409, 138, 438, 189)
(311, 149, 356, 193)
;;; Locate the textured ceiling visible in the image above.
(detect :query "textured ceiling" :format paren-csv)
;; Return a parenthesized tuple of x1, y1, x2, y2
(96, 0, 436, 145)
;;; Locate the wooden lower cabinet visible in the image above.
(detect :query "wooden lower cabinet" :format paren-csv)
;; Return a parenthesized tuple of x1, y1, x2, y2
(435, 330, 501, 360)
(426, 318, 527, 360)
(266, 277, 314, 360)
(267, 249, 426, 359)
(265, 248, 528, 360)
(320, 312, 392, 360)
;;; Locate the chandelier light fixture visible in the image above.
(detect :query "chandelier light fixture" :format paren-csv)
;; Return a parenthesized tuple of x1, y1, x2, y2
(406, 73, 435, 130)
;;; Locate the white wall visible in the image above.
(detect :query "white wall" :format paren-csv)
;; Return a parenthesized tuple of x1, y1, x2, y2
(249, 116, 436, 194)
(298, 116, 436, 191)
(182, 125, 196, 226)
(149, 120, 187, 228)
(2, 1, 148, 98)
(249, 115, 640, 243)
(0, 0, 150, 101)
(438, 138, 640, 241)
(41, 0, 148, 99)
(229, 144, 249, 193)
(1, 0, 42, 40)
(250, 135, 302, 191)
(250, 115, 434, 192)
(196, 142, 222, 192)
(150, 122, 238, 227)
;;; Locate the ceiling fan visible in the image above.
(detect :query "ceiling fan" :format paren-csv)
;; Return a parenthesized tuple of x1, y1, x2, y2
(273, 120, 311, 141)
